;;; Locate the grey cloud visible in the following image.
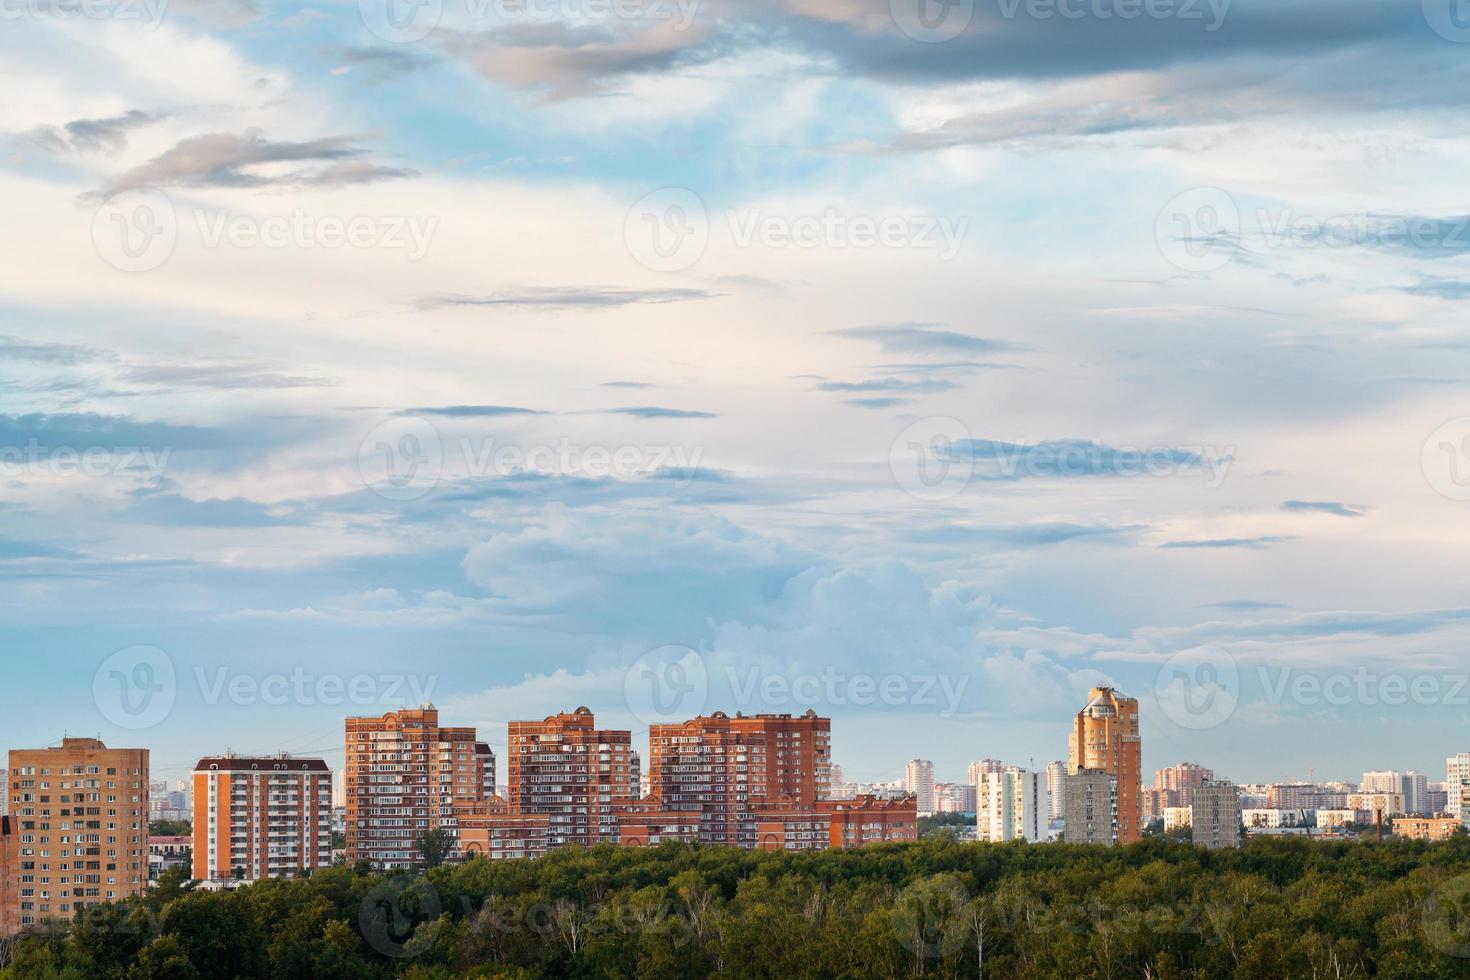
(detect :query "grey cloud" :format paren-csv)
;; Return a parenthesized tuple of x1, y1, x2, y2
(120, 362, 331, 390)
(124, 493, 300, 527)
(96, 130, 414, 197)
(1400, 278, 1470, 300)
(442, 21, 720, 101)
(606, 406, 716, 419)
(15, 110, 168, 157)
(844, 397, 913, 409)
(0, 538, 84, 560)
(65, 110, 170, 152)
(817, 377, 955, 393)
(0, 335, 116, 365)
(1159, 536, 1291, 549)
(832, 323, 1026, 356)
(418, 287, 716, 311)
(1281, 500, 1366, 518)
(337, 46, 439, 78)
(402, 405, 549, 417)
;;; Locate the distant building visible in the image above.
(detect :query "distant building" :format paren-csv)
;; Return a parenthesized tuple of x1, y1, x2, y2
(967, 759, 1011, 784)
(192, 754, 332, 882)
(1155, 763, 1214, 808)
(1428, 782, 1450, 816)
(148, 835, 191, 879)
(1045, 761, 1067, 822)
(1243, 809, 1302, 829)
(1141, 788, 1165, 824)
(1063, 769, 1117, 845)
(1069, 687, 1142, 843)
(976, 769, 1048, 842)
(1266, 783, 1345, 810)
(823, 796, 918, 847)
(934, 782, 976, 813)
(1447, 754, 1470, 820)
(1346, 792, 1405, 820)
(1393, 816, 1463, 841)
(1315, 809, 1356, 829)
(1361, 771, 1428, 815)
(1163, 806, 1192, 832)
(904, 760, 936, 815)
(1191, 781, 1241, 849)
(475, 742, 497, 800)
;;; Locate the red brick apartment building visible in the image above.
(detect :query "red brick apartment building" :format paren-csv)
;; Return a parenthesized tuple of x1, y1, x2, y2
(345, 706, 489, 868)
(507, 707, 638, 848)
(456, 707, 912, 861)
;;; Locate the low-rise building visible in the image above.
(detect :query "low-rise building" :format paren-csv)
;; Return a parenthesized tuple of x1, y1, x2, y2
(1163, 806, 1192, 832)
(1392, 816, 1463, 841)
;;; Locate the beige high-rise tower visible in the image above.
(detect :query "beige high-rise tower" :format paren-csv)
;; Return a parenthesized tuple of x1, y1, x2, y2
(1068, 687, 1142, 843)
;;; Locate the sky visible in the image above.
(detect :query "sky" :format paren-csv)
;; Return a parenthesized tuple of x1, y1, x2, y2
(3, 0, 1470, 791)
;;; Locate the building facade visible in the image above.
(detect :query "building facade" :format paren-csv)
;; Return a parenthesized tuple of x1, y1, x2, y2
(1361, 770, 1428, 815)
(1068, 687, 1142, 843)
(1155, 762, 1214, 808)
(3, 738, 149, 933)
(507, 707, 637, 848)
(1190, 780, 1241, 849)
(729, 711, 830, 805)
(934, 782, 976, 814)
(1393, 816, 1462, 841)
(345, 705, 488, 869)
(1063, 769, 1117, 845)
(192, 755, 332, 882)
(1045, 761, 1066, 822)
(976, 769, 1049, 842)
(904, 759, 936, 815)
(647, 712, 766, 845)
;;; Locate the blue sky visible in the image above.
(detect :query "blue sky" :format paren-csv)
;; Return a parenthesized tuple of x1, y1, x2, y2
(4, 0, 1470, 790)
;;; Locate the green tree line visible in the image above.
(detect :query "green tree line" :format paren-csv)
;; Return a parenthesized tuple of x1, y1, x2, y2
(7, 835, 1470, 979)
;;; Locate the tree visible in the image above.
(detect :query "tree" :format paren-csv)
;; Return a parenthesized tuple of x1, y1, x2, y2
(415, 827, 456, 870)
